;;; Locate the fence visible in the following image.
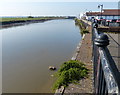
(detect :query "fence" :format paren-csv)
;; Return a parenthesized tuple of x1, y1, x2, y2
(92, 23, 120, 95)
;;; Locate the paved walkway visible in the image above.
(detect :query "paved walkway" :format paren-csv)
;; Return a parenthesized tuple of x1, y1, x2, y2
(81, 19, 92, 26)
(106, 33, 120, 71)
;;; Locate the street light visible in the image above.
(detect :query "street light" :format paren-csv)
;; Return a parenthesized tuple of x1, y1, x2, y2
(98, 4, 103, 19)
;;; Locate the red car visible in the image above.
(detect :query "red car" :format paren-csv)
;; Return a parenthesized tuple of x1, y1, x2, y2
(116, 19, 120, 23)
(106, 20, 112, 22)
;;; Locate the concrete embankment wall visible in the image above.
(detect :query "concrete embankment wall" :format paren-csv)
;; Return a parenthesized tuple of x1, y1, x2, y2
(71, 19, 92, 60)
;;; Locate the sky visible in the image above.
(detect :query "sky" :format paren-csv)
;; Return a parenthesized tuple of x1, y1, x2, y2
(0, 0, 119, 16)
(1, 0, 120, 2)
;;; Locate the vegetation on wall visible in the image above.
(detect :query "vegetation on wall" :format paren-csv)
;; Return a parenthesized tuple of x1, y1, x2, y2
(75, 18, 89, 35)
(53, 60, 88, 90)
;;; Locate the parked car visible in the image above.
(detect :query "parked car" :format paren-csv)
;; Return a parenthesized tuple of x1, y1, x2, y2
(116, 19, 120, 26)
(106, 20, 112, 26)
(116, 19, 120, 23)
(106, 20, 112, 22)
(111, 19, 117, 23)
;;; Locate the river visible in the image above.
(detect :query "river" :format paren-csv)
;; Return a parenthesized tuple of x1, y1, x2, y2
(1, 19, 81, 93)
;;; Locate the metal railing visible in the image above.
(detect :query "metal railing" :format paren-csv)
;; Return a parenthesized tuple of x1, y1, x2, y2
(92, 23, 120, 95)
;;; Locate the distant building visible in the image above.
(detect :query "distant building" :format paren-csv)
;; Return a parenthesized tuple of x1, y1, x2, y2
(86, 9, 120, 20)
(86, 12, 100, 20)
(79, 12, 86, 19)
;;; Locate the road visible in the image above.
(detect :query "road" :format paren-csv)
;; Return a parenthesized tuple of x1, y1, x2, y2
(106, 33, 120, 71)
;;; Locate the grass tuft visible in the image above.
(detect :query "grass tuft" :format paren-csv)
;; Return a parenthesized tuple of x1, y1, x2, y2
(52, 60, 88, 90)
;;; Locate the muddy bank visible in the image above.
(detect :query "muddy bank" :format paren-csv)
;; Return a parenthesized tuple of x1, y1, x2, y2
(1, 19, 51, 29)
(1, 17, 75, 29)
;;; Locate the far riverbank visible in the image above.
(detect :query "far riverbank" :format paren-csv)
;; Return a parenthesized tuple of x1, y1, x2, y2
(0, 16, 76, 29)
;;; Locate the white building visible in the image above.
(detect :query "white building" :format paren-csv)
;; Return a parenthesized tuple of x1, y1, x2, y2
(86, 9, 120, 20)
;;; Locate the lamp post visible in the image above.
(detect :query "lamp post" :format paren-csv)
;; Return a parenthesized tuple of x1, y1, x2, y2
(98, 4, 103, 19)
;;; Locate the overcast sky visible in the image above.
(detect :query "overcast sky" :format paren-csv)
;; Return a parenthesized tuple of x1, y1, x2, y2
(0, 0, 119, 16)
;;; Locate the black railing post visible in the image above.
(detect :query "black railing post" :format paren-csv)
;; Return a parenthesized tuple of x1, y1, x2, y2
(94, 33, 109, 48)
(93, 31, 120, 94)
(94, 33, 109, 95)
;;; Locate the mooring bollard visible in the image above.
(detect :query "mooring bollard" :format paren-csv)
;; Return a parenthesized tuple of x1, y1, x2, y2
(94, 33, 109, 47)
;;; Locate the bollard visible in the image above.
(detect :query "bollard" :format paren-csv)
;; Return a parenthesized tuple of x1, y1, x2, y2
(94, 33, 109, 47)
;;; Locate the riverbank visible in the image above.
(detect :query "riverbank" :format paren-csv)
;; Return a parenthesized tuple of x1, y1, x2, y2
(0, 17, 69, 28)
(64, 20, 93, 94)
(55, 19, 93, 94)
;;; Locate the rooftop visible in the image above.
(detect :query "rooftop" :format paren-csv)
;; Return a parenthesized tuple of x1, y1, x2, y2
(86, 9, 120, 16)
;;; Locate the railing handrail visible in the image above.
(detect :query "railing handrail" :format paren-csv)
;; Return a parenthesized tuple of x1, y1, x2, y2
(92, 23, 120, 94)
(94, 28, 99, 37)
(99, 48, 120, 94)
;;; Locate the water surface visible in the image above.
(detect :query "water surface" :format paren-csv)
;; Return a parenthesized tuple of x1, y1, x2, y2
(2, 19, 81, 93)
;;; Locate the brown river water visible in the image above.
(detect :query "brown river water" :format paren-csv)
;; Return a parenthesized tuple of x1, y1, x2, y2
(1, 19, 81, 93)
